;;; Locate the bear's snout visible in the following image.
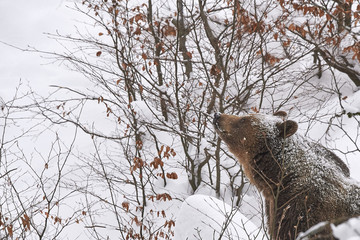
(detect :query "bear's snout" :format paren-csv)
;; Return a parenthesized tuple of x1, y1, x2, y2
(213, 112, 221, 126)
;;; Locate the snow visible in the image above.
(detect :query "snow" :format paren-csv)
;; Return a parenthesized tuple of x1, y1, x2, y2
(332, 217, 360, 240)
(174, 194, 265, 240)
(131, 100, 164, 123)
(343, 90, 360, 113)
(295, 217, 360, 240)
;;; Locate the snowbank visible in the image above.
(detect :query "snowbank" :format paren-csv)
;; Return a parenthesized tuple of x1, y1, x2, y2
(174, 194, 266, 240)
(332, 216, 360, 240)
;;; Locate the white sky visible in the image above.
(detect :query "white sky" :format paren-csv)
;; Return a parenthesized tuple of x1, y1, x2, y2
(0, 0, 86, 101)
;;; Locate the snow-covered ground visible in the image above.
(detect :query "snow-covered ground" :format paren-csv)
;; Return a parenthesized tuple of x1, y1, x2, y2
(174, 194, 265, 240)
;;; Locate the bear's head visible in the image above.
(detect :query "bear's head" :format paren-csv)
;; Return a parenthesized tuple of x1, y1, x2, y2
(213, 111, 298, 162)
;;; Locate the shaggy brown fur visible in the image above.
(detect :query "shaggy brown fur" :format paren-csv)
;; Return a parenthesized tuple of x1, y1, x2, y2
(213, 112, 360, 239)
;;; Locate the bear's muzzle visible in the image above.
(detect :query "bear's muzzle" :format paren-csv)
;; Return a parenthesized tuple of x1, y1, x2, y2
(213, 112, 221, 128)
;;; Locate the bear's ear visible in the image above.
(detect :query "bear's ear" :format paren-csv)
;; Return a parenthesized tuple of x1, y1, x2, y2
(273, 111, 287, 118)
(277, 120, 298, 138)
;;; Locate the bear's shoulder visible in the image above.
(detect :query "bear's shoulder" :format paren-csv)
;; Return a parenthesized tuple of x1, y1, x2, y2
(283, 135, 349, 177)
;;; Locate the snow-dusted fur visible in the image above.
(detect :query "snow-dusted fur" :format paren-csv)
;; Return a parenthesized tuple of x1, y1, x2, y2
(213, 112, 360, 240)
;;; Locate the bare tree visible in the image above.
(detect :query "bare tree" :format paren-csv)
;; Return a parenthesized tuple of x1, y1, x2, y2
(0, 85, 84, 239)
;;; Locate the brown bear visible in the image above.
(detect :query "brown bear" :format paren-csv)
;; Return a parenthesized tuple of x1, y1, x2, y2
(213, 111, 360, 240)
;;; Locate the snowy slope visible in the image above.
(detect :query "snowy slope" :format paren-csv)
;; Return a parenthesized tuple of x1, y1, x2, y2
(174, 195, 265, 240)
